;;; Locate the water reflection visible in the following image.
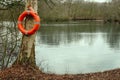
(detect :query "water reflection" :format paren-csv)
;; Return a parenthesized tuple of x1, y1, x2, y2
(36, 22, 120, 74)
(105, 25, 120, 49)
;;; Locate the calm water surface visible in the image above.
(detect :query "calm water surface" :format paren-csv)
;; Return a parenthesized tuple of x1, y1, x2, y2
(35, 21, 120, 74)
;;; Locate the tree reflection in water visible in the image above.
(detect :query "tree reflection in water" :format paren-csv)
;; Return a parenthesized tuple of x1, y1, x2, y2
(37, 22, 120, 50)
(35, 21, 120, 74)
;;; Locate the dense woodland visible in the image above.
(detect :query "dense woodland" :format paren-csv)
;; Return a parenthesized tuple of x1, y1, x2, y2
(0, 0, 120, 23)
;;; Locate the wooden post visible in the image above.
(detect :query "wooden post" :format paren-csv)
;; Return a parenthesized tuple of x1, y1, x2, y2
(14, 0, 38, 66)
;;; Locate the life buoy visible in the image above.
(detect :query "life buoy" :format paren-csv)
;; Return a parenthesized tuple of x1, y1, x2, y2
(18, 9, 40, 35)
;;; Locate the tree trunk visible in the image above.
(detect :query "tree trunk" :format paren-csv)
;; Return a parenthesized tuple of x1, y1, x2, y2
(14, 0, 38, 66)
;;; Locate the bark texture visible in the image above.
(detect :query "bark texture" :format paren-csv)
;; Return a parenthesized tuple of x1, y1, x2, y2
(14, 0, 38, 66)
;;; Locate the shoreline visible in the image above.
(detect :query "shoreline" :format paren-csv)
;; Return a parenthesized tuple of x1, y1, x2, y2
(0, 65, 120, 80)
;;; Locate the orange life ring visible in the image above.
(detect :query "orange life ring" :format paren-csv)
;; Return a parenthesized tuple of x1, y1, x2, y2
(18, 10, 40, 35)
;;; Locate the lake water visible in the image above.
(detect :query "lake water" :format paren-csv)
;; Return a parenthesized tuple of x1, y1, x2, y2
(35, 21, 120, 74)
